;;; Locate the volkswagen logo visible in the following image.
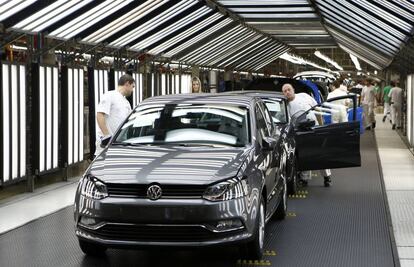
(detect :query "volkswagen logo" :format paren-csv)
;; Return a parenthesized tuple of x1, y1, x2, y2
(147, 184, 162, 200)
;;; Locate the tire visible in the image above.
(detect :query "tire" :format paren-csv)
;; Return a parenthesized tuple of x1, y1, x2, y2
(79, 239, 107, 256)
(287, 157, 297, 195)
(274, 167, 287, 220)
(241, 198, 265, 259)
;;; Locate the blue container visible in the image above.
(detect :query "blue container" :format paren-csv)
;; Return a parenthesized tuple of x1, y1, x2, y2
(322, 106, 364, 134)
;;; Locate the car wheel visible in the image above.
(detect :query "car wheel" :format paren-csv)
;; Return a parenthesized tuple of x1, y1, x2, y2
(274, 166, 287, 220)
(287, 157, 297, 195)
(79, 239, 107, 256)
(241, 198, 265, 259)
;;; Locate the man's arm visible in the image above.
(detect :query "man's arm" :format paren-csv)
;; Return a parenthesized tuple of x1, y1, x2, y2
(97, 112, 110, 136)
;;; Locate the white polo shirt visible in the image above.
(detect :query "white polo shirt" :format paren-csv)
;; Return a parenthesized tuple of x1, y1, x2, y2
(95, 90, 131, 154)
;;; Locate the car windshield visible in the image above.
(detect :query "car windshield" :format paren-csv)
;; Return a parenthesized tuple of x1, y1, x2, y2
(114, 103, 250, 147)
(263, 98, 288, 124)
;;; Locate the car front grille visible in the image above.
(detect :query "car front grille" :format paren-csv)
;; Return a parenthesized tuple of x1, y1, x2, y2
(106, 183, 207, 198)
(83, 224, 242, 242)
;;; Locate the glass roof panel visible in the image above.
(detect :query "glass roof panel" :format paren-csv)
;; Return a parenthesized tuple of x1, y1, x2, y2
(48, 0, 134, 39)
(109, 0, 198, 47)
(148, 13, 223, 55)
(82, 0, 168, 44)
(317, 0, 405, 41)
(218, 38, 272, 67)
(239, 13, 318, 19)
(323, 17, 397, 56)
(13, 0, 94, 33)
(130, 6, 212, 51)
(229, 7, 314, 12)
(183, 26, 247, 62)
(353, 0, 413, 31)
(0, 0, 37, 21)
(164, 18, 233, 57)
(195, 31, 258, 65)
(218, 0, 309, 5)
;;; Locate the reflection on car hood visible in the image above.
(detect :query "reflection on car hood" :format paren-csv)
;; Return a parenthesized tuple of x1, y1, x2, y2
(89, 145, 251, 185)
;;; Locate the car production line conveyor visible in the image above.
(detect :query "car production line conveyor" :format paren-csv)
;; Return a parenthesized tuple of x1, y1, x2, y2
(0, 132, 398, 267)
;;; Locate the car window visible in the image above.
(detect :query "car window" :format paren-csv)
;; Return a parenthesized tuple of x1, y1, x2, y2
(258, 102, 274, 134)
(255, 105, 270, 139)
(263, 98, 288, 124)
(115, 103, 250, 147)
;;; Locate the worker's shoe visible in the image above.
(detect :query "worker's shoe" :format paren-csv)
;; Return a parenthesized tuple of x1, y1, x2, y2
(392, 124, 396, 130)
(324, 176, 332, 187)
(372, 122, 376, 129)
(382, 116, 386, 122)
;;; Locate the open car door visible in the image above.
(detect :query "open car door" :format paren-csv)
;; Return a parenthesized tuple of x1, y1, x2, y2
(294, 94, 361, 171)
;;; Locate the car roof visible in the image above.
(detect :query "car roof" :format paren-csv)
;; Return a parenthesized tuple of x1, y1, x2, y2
(139, 93, 258, 108)
(230, 90, 286, 100)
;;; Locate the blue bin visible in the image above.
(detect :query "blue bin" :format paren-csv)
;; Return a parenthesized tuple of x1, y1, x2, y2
(323, 106, 364, 134)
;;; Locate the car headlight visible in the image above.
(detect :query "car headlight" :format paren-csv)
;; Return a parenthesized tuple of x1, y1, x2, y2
(203, 175, 250, 202)
(80, 175, 108, 200)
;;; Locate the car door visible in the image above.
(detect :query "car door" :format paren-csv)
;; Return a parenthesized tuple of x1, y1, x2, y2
(293, 94, 361, 171)
(255, 103, 280, 215)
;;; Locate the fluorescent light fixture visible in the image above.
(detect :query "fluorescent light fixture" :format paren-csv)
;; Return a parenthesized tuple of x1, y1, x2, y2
(74, 69, 79, 164)
(39, 67, 45, 172)
(0, 0, 37, 21)
(10, 44, 28, 51)
(162, 74, 166, 95)
(46, 67, 52, 171)
(11, 65, 18, 179)
(175, 74, 180, 94)
(53, 67, 58, 168)
(151, 74, 154, 97)
(2, 64, 10, 181)
(79, 69, 84, 162)
(280, 53, 332, 72)
(374, 70, 378, 75)
(181, 74, 191, 94)
(19, 65, 26, 176)
(314, 50, 343, 71)
(68, 69, 73, 165)
(350, 54, 362, 71)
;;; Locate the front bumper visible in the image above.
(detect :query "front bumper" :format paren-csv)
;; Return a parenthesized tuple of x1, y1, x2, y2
(74, 195, 259, 247)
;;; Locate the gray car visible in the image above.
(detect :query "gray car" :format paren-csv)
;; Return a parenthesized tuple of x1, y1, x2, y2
(74, 94, 288, 259)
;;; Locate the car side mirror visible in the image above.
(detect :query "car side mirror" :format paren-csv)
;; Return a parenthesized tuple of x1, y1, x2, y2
(100, 135, 112, 148)
(262, 137, 276, 151)
(296, 119, 315, 131)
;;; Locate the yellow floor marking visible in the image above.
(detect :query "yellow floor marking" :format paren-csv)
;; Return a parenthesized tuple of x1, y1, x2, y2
(288, 194, 307, 199)
(237, 259, 272, 266)
(263, 250, 277, 256)
(287, 212, 297, 217)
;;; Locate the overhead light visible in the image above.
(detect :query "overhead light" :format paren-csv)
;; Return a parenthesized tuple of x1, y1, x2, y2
(374, 70, 378, 75)
(9, 45, 28, 51)
(350, 54, 362, 71)
(314, 50, 343, 71)
(280, 53, 333, 72)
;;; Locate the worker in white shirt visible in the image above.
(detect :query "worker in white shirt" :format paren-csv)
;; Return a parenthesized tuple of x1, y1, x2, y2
(388, 81, 403, 130)
(282, 83, 332, 187)
(361, 79, 376, 130)
(327, 80, 349, 123)
(95, 74, 135, 156)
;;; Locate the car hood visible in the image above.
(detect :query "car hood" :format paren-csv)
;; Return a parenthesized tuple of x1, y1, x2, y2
(88, 145, 252, 185)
